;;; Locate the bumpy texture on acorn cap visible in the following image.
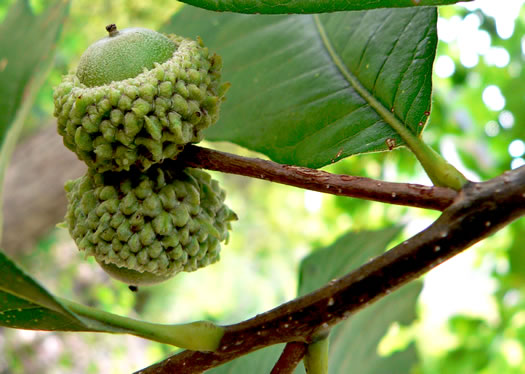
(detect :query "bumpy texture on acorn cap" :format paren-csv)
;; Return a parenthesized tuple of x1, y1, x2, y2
(54, 25, 228, 172)
(64, 163, 237, 285)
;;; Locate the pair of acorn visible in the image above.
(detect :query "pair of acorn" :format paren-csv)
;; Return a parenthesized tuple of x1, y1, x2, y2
(54, 25, 236, 286)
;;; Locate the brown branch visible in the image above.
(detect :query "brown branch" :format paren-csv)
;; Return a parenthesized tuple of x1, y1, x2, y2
(136, 166, 525, 374)
(178, 145, 457, 211)
(270, 342, 308, 374)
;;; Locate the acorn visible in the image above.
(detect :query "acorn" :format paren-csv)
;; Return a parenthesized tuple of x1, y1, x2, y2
(54, 24, 228, 172)
(64, 162, 237, 286)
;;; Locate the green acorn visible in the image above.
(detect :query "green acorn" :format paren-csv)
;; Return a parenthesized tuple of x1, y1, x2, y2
(54, 24, 228, 172)
(64, 163, 237, 286)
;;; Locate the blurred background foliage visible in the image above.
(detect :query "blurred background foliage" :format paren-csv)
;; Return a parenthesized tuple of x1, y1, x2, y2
(0, 0, 524, 373)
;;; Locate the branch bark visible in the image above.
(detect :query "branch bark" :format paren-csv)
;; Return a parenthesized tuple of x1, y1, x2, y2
(179, 145, 457, 211)
(136, 166, 525, 374)
(270, 342, 308, 374)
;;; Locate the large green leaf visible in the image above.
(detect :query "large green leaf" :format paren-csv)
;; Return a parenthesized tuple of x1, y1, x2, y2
(164, 7, 437, 168)
(0, 0, 69, 242)
(209, 226, 421, 373)
(180, 0, 470, 14)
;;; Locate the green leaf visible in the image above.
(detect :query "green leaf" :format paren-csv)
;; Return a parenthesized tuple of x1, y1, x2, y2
(297, 226, 403, 296)
(298, 226, 421, 374)
(0, 0, 70, 242)
(208, 344, 285, 373)
(0, 251, 93, 331)
(179, 0, 471, 14)
(0, 251, 133, 333)
(209, 227, 421, 373)
(164, 7, 437, 168)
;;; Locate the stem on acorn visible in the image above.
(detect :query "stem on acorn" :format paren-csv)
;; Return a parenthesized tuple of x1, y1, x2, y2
(106, 24, 118, 37)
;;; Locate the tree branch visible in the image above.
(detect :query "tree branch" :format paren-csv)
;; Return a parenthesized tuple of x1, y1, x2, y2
(178, 145, 457, 211)
(270, 342, 308, 374)
(136, 166, 525, 374)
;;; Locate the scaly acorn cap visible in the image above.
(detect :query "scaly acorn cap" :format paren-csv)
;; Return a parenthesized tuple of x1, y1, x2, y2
(54, 25, 229, 172)
(64, 162, 237, 285)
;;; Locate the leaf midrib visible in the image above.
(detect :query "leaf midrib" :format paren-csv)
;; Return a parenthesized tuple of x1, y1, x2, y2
(312, 14, 417, 148)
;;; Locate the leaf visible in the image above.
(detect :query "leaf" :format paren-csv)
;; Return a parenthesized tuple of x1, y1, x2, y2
(0, 0, 70, 242)
(0, 252, 128, 333)
(163, 7, 437, 168)
(0, 251, 94, 331)
(207, 344, 285, 374)
(209, 227, 421, 373)
(297, 226, 403, 296)
(179, 0, 471, 14)
(297, 226, 421, 374)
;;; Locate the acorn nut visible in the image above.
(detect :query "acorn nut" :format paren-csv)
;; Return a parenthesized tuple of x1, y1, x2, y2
(54, 24, 229, 172)
(64, 163, 237, 286)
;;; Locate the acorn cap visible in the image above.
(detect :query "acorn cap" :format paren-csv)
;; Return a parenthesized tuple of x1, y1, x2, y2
(54, 29, 229, 172)
(64, 163, 237, 285)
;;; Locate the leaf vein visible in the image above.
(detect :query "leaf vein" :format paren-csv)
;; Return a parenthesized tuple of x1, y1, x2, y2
(404, 30, 433, 126)
(355, 11, 390, 71)
(372, 13, 414, 94)
(391, 16, 429, 121)
(290, 103, 371, 151)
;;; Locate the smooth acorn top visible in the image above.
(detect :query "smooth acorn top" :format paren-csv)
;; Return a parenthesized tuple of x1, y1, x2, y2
(76, 24, 176, 87)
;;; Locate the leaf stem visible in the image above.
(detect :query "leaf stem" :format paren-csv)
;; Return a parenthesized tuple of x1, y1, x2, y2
(59, 298, 224, 351)
(304, 334, 330, 374)
(383, 117, 468, 190)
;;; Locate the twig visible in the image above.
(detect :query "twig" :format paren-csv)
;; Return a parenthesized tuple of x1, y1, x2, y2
(270, 342, 308, 374)
(178, 145, 457, 211)
(136, 167, 525, 374)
